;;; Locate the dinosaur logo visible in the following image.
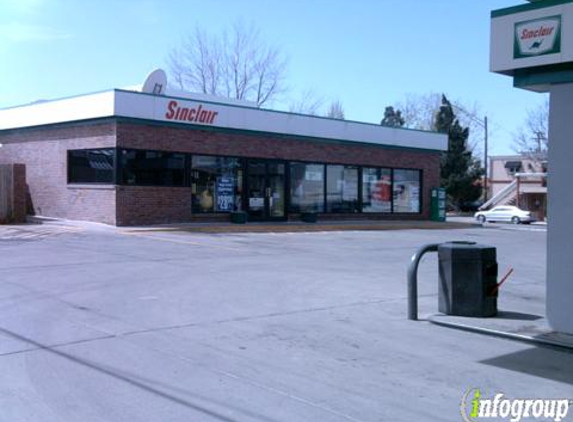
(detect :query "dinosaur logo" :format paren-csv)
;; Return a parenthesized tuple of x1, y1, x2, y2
(514, 16, 561, 59)
(530, 39, 543, 50)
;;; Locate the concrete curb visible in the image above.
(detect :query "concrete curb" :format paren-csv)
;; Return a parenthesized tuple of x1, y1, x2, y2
(428, 315, 573, 351)
(122, 221, 477, 234)
(19, 215, 481, 234)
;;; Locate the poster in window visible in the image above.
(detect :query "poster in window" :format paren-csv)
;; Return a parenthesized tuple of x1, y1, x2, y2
(410, 186, 420, 212)
(305, 171, 323, 181)
(249, 197, 265, 208)
(216, 176, 235, 211)
(371, 176, 391, 211)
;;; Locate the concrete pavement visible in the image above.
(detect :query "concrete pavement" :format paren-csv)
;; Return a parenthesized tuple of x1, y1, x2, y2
(0, 221, 570, 422)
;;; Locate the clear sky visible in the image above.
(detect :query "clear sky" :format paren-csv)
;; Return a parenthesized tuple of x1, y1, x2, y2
(0, 0, 544, 156)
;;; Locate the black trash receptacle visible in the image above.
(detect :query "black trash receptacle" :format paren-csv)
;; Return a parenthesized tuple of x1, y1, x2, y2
(300, 212, 318, 223)
(438, 242, 498, 317)
(230, 211, 248, 224)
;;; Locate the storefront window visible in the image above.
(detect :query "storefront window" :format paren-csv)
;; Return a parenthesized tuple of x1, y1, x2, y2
(289, 162, 325, 213)
(68, 149, 115, 184)
(326, 165, 359, 212)
(393, 169, 421, 213)
(120, 149, 185, 186)
(191, 155, 243, 213)
(362, 167, 392, 213)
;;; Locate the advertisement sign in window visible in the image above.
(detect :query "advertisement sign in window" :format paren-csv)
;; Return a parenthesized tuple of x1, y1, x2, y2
(305, 171, 323, 181)
(249, 197, 265, 208)
(216, 176, 235, 211)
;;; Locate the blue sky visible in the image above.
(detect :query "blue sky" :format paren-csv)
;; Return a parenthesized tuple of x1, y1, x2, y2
(0, 0, 543, 155)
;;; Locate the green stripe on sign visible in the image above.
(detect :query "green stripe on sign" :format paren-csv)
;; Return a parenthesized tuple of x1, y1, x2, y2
(492, 0, 573, 18)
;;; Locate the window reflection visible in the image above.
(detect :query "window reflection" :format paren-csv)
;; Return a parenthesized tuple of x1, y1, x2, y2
(68, 149, 115, 184)
(289, 162, 325, 213)
(120, 149, 185, 187)
(326, 165, 359, 212)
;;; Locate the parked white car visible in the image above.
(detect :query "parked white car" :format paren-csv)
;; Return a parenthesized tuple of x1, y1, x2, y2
(474, 205, 534, 224)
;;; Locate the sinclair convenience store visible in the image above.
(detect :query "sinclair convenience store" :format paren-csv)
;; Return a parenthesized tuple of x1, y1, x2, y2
(0, 82, 447, 226)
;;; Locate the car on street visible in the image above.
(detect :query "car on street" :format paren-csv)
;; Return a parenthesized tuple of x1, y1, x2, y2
(474, 205, 535, 224)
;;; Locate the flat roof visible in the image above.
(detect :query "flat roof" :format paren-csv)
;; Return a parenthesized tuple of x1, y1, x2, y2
(0, 89, 447, 152)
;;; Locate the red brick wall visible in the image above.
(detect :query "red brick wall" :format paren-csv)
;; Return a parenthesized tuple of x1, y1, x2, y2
(0, 121, 117, 224)
(117, 120, 441, 220)
(66, 185, 117, 224)
(116, 186, 192, 226)
(0, 118, 442, 225)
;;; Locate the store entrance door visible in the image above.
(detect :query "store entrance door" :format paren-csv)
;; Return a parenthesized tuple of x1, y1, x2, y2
(246, 160, 286, 221)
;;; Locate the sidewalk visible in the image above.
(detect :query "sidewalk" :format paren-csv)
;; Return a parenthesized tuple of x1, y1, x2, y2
(122, 219, 477, 234)
(5, 216, 479, 235)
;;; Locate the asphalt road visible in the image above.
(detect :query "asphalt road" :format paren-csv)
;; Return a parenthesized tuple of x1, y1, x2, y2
(0, 222, 570, 422)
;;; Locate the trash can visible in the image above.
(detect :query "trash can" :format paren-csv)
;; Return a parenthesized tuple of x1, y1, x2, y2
(230, 211, 248, 224)
(300, 212, 318, 223)
(438, 242, 498, 317)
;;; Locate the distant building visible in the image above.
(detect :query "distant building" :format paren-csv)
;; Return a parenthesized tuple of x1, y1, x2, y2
(484, 154, 547, 220)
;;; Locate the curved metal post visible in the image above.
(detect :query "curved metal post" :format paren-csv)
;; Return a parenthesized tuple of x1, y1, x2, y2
(407, 243, 441, 320)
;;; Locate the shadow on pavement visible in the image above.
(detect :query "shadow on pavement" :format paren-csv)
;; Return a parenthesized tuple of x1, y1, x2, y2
(479, 346, 573, 386)
(495, 311, 544, 321)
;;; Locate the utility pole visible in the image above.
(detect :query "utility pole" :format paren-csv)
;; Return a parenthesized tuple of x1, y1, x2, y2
(535, 131, 544, 153)
(484, 116, 488, 202)
(450, 104, 489, 203)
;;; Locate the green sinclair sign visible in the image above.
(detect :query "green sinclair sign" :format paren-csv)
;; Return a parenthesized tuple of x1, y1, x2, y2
(514, 15, 562, 58)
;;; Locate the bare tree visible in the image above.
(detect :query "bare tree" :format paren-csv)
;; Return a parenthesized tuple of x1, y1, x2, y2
(513, 98, 549, 163)
(168, 21, 288, 107)
(288, 89, 324, 116)
(395, 93, 442, 131)
(325, 100, 345, 119)
(395, 92, 485, 153)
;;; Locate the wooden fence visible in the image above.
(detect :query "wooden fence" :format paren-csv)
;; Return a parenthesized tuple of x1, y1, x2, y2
(0, 164, 26, 224)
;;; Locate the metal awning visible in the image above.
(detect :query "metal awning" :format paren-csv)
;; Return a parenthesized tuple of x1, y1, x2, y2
(505, 161, 523, 171)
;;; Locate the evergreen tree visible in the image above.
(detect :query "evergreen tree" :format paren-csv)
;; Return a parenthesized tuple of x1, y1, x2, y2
(435, 95, 483, 208)
(381, 106, 405, 127)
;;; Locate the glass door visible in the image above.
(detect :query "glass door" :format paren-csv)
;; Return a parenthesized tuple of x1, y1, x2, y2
(246, 160, 286, 221)
(268, 162, 285, 219)
(247, 160, 266, 220)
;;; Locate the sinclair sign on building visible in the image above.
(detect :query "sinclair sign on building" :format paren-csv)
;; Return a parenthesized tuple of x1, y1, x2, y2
(491, 0, 573, 90)
(514, 15, 561, 58)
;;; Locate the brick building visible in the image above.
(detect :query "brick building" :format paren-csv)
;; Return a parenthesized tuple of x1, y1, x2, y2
(0, 84, 446, 226)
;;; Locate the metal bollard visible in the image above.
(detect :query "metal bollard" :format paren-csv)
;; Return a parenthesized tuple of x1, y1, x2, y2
(407, 243, 441, 320)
